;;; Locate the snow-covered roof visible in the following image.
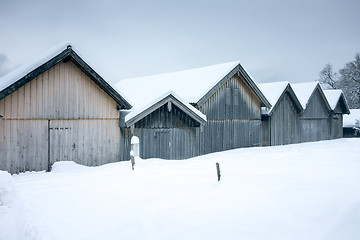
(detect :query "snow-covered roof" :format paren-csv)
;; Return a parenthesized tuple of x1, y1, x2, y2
(343, 109, 360, 127)
(258, 81, 289, 114)
(0, 42, 131, 109)
(291, 82, 319, 109)
(124, 91, 206, 126)
(323, 89, 343, 110)
(116, 61, 240, 108)
(0, 42, 71, 92)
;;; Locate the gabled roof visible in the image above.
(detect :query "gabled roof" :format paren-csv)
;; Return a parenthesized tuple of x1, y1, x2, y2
(291, 82, 331, 112)
(0, 42, 131, 109)
(323, 89, 350, 114)
(115, 61, 271, 109)
(258, 81, 303, 115)
(124, 92, 207, 127)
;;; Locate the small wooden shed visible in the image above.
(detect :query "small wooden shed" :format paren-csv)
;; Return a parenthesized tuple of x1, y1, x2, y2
(117, 62, 271, 157)
(292, 82, 332, 142)
(258, 82, 303, 146)
(323, 89, 350, 138)
(195, 64, 270, 154)
(0, 43, 131, 174)
(120, 93, 206, 159)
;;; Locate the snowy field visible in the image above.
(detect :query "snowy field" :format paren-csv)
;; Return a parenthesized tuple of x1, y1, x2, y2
(1, 138, 360, 240)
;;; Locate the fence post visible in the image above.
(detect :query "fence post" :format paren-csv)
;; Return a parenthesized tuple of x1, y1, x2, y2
(216, 162, 221, 182)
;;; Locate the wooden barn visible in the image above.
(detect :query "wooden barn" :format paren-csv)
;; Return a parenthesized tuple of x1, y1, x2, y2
(258, 82, 303, 146)
(292, 82, 332, 142)
(0, 43, 131, 174)
(116, 62, 271, 158)
(119, 93, 206, 159)
(323, 89, 350, 138)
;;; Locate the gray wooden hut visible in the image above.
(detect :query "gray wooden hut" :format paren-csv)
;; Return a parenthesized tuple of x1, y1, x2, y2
(0, 43, 131, 174)
(292, 82, 332, 142)
(120, 93, 206, 159)
(323, 89, 350, 138)
(258, 82, 303, 146)
(116, 61, 271, 157)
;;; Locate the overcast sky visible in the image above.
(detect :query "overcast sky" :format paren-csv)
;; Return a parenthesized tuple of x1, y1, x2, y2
(0, 0, 359, 84)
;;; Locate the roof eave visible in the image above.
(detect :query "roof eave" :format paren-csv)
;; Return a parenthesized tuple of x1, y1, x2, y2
(68, 50, 132, 109)
(196, 64, 271, 108)
(0, 46, 132, 110)
(125, 94, 206, 127)
(0, 48, 71, 101)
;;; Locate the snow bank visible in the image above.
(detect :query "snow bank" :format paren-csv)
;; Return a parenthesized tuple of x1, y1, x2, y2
(4, 139, 360, 240)
(0, 171, 37, 240)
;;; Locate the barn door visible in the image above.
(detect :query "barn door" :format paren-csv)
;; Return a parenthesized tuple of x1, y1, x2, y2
(48, 120, 76, 169)
(154, 129, 171, 159)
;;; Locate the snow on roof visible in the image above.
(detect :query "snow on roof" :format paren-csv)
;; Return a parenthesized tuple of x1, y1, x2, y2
(323, 89, 343, 110)
(0, 41, 71, 92)
(258, 81, 290, 115)
(0, 42, 131, 108)
(257, 81, 289, 112)
(124, 91, 207, 124)
(115, 61, 240, 108)
(291, 82, 319, 109)
(343, 109, 360, 127)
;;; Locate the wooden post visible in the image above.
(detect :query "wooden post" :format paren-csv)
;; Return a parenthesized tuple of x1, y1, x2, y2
(130, 150, 135, 170)
(216, 162, 221, 181)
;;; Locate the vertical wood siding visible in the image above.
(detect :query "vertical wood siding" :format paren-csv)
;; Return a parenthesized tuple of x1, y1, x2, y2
(329, 113, 343, 139)
(198, 75, 262, 154)
(0, 61, 123, 173)
(299, 90, 330, 142)
(269, 92, 301, 146)
(130, 104, 200, 160)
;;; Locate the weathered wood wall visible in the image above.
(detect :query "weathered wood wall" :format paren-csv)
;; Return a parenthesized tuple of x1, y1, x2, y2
(329, 113, 343, 139)
(266, 92, 301, 146)
(126, 104, 200, 160)
(0, 61, 123, 173)
(299, 89, 330, 142)
(198, 75, 262, 154)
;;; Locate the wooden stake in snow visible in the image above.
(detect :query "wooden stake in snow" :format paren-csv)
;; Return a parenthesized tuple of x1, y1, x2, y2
(216, 162, 221, 181)
(130, 150, 135, 171)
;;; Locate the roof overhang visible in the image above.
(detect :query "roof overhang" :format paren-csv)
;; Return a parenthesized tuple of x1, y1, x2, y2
(196, 63, 271, 108)
(0, 45, 132, 109)
(125, 93, 207, 127)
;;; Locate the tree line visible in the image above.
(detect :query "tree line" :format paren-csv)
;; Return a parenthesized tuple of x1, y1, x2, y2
(318, 53, 360, 109)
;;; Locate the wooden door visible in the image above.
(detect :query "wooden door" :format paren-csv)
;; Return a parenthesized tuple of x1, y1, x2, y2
(49, 120, 76, 168)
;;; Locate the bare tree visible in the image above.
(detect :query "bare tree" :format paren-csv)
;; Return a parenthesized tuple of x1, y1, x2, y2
(338, 53, 360, 108)
(318, 63, 338, 89)
(319, 53, 360, 108)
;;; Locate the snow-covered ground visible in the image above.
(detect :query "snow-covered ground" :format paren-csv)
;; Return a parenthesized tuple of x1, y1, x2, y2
(1, 138, 360, 240)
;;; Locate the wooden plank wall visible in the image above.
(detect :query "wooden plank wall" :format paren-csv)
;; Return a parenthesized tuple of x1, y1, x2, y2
(269, 93, 301, 146)
(134, 128, 197, 159)
(329, 113, 343, 139)
(130, 103, 200, 160)
(299, 90, 330, 142)
(0, 119, 47, 173)
(0, 61, 123, 173)
(49, 119, 121, 167)
(198, 75, 262, 154)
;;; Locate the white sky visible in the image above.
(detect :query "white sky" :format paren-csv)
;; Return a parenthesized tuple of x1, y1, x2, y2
(0, 0, 359, 84)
